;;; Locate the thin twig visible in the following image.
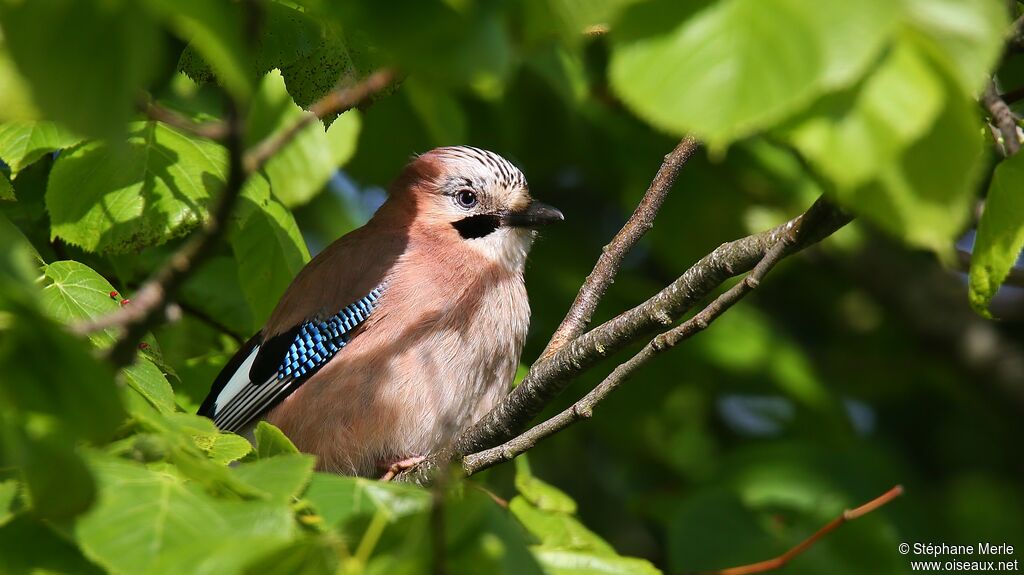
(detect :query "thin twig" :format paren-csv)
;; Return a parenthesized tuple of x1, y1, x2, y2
(696, 486, 904, 575)
(142, 98, 228, 141)
(465, 237, 790, 475)
(76, 102, 247, 368)
(542, 136, 699, 358)
(243, 69, 397, 174)
(983, 78, 1021, 156)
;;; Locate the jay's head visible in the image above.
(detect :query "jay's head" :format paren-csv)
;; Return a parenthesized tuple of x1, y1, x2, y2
(390, 146, 563, 270)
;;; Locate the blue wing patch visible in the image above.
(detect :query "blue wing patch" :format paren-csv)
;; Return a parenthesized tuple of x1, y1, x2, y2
(208, 286, 384, 431)
(278, 288, 382, 381)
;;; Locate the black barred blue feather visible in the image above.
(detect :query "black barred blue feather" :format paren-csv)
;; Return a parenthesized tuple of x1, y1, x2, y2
(199, 286, 384, 432)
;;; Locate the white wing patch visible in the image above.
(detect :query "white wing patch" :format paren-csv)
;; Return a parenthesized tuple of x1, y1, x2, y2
(211, 345, 259, 416)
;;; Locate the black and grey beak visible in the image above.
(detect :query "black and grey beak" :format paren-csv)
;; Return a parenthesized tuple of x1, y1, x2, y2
(453, 201, 564, 239)
(499, 201, 564, 228)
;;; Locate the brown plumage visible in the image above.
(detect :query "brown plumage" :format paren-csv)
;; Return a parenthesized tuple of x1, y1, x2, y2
(200, 146, 562, 476)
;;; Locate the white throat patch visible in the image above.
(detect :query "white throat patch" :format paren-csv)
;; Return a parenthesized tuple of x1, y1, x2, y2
(465, 227, 536, 271)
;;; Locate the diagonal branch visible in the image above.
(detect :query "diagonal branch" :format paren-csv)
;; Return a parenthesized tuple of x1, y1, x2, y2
(542, 136, 700, 357)
(464, 232, 791, 475)
(399, 196, 852, 483)
(243, 68, 398, 174)
(695, 485, 904, 575)
(454, 196, 850, 457)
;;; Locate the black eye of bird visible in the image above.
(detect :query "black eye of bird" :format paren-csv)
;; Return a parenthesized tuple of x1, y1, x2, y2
(455, 190, 478, 209)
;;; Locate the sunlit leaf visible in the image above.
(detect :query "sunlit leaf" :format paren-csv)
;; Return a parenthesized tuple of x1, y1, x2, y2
(47, 122, 226, 253)
(303, 473, 429, 528)
(904, 0, 1006, 96)
(254, 421, 300, 458)
(784, 43, 944, 190)
(609, 0, 898, 147)
(969, 152, 1024, 315)
(39, 260, 121, 347)
(0, 0, 161, 137)
(229, 190, 310, 323)
(0, 121, 80, 177)
(76, 456, 296, 575)
(232, 453, 316, 501)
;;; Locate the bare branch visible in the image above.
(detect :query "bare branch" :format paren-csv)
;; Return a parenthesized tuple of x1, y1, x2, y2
(464, 234, 790, 475)
(75, 102, 247, 368)
(695, 486, 904, 575)
(983, 78, 1021, 156)
(399, 197, 851, 483)
(456, 197, 850, 455)
(542, 136, 700, 358)
(243, 69, 398, 174)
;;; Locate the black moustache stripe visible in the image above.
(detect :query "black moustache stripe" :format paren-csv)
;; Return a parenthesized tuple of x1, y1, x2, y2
(453, 214, 501, 239)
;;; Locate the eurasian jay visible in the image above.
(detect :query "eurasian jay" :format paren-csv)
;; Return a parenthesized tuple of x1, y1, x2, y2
(199, 146, 562, 477)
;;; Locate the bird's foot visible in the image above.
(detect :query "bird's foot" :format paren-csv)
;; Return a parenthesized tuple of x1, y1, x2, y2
(379, 455, 426, 481)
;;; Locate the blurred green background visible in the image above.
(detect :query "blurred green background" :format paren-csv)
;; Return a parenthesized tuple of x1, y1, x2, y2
(1, 0, 1023, 573)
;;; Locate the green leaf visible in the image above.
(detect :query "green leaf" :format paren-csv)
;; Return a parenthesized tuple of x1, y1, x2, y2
(0, 120, 81, 177)
(609, 0, 899, 147)
(172, 0, 319, 99)
(7, 425, 97, 520)
(836, 88, 984, 252)
(206, 433, 254, 466)
(784, 42, 945, 190)
(230, 193, 310, 323)
(132, 411, 260, 495)
(0, 515, 104, 574)
(249, 70, 362, 207)
(0, 313, 124, 443)
(280, 24, 370, 111)
(39, 260, 121, 347)
(121, 357, 178, 414)
(0, 47, 39, 122)
(181, 255, 257, 335)
(255, 421, 301, 458)
(303, 473, 430, 528)
(76, 456, 296, 575)
(514, 456, 577, 513)
(510, 497, 615, 555)
(0, 479, 17, 526)
(610, 0, 818, 146)
(904, 0, 1007, 96)
(0, 0, 162, 138)
(233, 453, 316, 501)
(325, 1, 510, 90)
(445, 490, 546, 575)
(510, 458, 660, 574)
(152, 0, 252, 101)
(241, 536, 339, 575)
(796, 0, 902, 89)
(47, 121, 226, 253)
(969, 152, 1024, 315)
(0, 171, 12, 201)
(532, 549, 662, 575)
(405, 77, 466, 145)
